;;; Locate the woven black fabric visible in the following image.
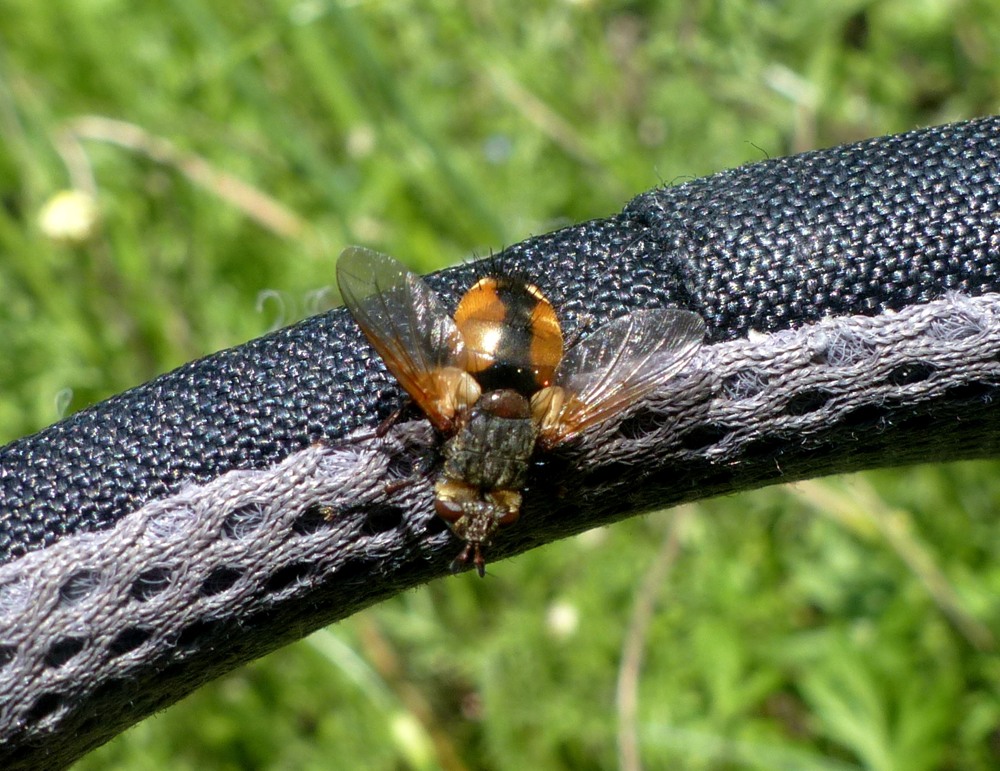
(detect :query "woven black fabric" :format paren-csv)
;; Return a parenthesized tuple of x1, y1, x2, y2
(626, 117, 1000, 335)
(1, 116, 997, 565)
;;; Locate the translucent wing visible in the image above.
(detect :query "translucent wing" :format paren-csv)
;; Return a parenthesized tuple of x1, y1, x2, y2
(538, 308, 704, 446)
(337, 246, 467, 431)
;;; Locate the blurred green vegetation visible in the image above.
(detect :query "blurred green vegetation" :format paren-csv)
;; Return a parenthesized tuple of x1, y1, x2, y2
(2, 0, 1000, 768)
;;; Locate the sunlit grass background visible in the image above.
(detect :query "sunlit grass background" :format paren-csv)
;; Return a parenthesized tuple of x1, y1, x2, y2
(4, 1, 1000, 768)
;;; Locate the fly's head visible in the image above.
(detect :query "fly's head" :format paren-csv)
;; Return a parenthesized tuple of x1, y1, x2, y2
(434, 481, 521, 576)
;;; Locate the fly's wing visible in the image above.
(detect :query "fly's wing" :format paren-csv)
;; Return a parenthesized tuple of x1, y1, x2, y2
(336, 246, 466, 431)
(539, 308, 704, 447)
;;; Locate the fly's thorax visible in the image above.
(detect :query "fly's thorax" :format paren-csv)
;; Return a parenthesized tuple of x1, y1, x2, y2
(453, 275, 563, 395)
(440, 389, 539, 492)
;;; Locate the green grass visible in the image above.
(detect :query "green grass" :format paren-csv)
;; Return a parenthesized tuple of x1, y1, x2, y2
(3, 1, 1000, 768)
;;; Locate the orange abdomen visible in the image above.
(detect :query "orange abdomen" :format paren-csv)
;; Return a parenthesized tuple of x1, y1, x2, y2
(453, 276, 563, 395)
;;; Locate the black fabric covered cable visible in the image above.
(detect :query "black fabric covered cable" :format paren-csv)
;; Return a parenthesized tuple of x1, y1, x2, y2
(1, 116, 999, 768)
(2, 116, 996, 566)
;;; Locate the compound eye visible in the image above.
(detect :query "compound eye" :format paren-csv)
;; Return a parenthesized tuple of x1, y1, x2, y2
(486, 490, 522, 526)
(434, 498, 464, 522)
(498, 508, 520, 526)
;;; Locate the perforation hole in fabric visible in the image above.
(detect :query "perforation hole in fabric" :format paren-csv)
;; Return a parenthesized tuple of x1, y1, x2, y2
(385, 450, 422, 481)
(783, 390, 833, 417)
(615, 409, 672, 441)
(928, 308, 986, 341)
(679, 424, 731, 451)
(292, 504, 334, 535)
(108, 626, 153, 657)
(0, 643, 15, 669)
(722, 368, 769, 400)
(333, 557, 371, 583)
(743, 433, 788, 459)
(130, 567, 173, 601)
(43, 637, 86, 669)
(199, 566, 243, 597)
(422, 511, 449, 535)
(362, 504, 405, 535)
(840, 404, 891, 432)
(886, 362, 938, 386)
(221, 501, 267, 539)
(58, 569, 101, 605)
(176, 619, 223, 649)
(24, 692, 64, 724)
(942, 381, 999, 404)
(264, 563, 313, 594)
